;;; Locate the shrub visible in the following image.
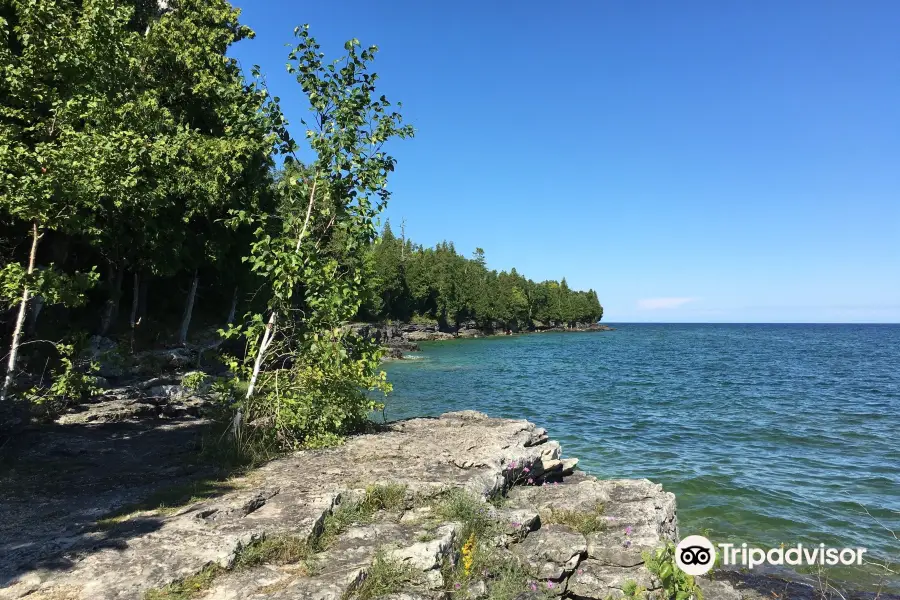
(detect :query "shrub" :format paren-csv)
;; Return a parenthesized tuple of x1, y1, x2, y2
(643, 543, 704, 600)
(181, 371, 209, 393)
(24, 341, 99, 419)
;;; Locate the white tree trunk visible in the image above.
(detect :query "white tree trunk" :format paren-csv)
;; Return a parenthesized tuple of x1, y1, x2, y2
(178, 270, 198, 345)
(137, 275, 149, 323)
(245, 311, 276, 401)
(243, 174, 319, 404)
(1, 223, 40, 404)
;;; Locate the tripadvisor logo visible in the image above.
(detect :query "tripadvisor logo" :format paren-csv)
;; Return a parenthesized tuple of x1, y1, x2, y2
(675, 535, 868, 576)
(676, 535, 717, 576)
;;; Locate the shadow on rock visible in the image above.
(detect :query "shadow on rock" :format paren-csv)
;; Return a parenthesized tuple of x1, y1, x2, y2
(0, 417, 236, 586)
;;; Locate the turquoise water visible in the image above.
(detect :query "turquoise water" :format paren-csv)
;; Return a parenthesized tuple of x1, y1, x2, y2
(382, 324, 900, 588)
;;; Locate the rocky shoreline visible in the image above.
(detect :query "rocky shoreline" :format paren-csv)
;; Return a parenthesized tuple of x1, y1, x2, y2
(2, 400, 885, 600)
(0, 410, 683, 599)
(349, 321, 615, 360)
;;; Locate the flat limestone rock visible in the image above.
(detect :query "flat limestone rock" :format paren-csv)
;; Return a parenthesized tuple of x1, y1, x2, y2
(697, 578, 745, 600)
(385, 522, 460, 582)
(202, 521, 460, 600)
(1, 411, 751, 600)
(502, 472, 677, 597)
(505, 472, 612, 516)
(1, 412, 554, 600)
(583, 480, 678, 568)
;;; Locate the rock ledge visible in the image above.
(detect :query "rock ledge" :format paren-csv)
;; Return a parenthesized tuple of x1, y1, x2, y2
(2, 412, 751, 600)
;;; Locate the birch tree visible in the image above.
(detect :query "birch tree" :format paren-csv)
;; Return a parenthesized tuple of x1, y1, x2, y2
(222, 26, 413, 449)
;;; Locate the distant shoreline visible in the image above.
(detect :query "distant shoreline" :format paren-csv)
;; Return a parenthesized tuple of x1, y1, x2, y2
(350, 321, 615, 359)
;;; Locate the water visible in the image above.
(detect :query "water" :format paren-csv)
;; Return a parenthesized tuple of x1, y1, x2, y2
(381, 324, 900, 588)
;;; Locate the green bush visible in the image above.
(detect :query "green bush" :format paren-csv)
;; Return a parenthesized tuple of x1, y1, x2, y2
(25, 341, 99, 418)
(220, 337, 390, 451)
(181, 371, 209, 393)
(409, 313, 439, 326)
(218, 26, 411, 452)
(643, 543, 704, 600)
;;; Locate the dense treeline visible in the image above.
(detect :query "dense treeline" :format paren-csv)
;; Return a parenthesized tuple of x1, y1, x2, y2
(0, 0, 414, 447)
(1, 0, 282, 395)
(362, 222, 603, 330)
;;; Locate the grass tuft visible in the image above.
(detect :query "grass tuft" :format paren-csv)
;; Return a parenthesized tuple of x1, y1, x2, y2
(233, 534, 313, 569)
(435, 488, 495, 540)
(361, 483, 407, 512)
(143, 565, 222, 600)
(318, 483, 408, 550)
(345, 551, 416, 600)
(487, 562, 551, 600)
(543, 502, 606, 535)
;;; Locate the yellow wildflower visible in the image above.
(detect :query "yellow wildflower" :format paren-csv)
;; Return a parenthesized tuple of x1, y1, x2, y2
(462, 532, 476, 576)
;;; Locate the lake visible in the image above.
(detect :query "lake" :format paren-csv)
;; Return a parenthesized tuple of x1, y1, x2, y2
(382, 323, 900, 589)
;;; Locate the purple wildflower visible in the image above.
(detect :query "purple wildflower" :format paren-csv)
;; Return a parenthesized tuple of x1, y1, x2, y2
(527, 477, 534, 484)
(509, 460, 518, 469)
(625, 526, 633, 536)
(547, 581, 555, 589)
(529, 581, 538, 591)
(454, 583, 461, 589)
(523, 466, 531, 473)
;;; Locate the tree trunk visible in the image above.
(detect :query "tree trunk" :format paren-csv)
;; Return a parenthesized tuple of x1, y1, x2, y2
(226, 286, 239, 325)
(1, 223, 41, 404)
(137, 274, 149, 323)
(178, 270, 198, 345)
(245, 311, 276, 400)
(243, 173, 317, 406)
(26, 295, 43, 337)
(129, 272, 140, 352)
(98, 265, 124, 336)
(129, 272, 140, 328)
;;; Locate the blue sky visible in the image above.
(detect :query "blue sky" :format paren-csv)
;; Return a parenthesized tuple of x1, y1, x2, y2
(229, 1, 899, 323)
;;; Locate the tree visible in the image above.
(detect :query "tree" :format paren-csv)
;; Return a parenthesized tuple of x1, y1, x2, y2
(222, 26, 414, 448)
(370, 220, 408, 319)
(0, 0, 136, 401)
(76, 0, 280, 340)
